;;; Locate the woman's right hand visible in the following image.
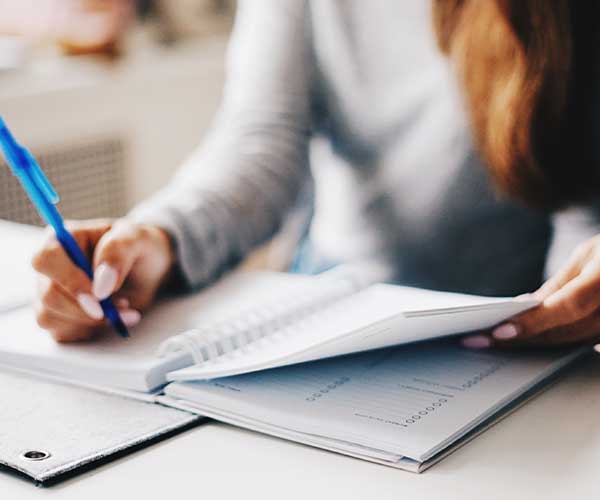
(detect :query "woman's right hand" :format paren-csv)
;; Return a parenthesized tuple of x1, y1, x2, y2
(31, 219, 176, 342)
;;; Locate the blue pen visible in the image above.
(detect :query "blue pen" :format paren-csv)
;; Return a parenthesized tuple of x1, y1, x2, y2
(0, 117, 129, 338)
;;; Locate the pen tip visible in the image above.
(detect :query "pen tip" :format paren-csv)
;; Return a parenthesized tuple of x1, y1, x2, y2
(115, 320, 130, 339)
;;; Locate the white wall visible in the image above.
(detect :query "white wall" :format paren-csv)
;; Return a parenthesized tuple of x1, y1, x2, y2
(0, 36, 228, 208)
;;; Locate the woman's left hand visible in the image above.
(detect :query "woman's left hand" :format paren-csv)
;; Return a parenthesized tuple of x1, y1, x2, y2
(462, 235, 600, 350)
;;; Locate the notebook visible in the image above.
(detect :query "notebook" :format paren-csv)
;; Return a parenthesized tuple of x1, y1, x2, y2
(0, 265, 539, 394)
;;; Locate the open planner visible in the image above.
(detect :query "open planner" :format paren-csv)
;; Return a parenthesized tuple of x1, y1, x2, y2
(0, 264, 584, 472)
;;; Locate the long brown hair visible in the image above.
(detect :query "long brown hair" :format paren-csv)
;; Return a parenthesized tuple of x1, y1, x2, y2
(433, 0, 598, 208)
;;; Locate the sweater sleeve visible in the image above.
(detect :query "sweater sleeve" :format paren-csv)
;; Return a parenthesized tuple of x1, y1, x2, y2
(129, 0, 312, 288)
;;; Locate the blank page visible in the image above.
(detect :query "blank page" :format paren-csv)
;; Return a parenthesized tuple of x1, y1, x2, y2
(167, 285, 537, 381)
(0, 271, 317, 391)
(0, 222, 43, 313)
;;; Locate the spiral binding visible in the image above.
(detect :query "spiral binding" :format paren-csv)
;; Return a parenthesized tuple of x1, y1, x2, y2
(157, 275, 361, 364)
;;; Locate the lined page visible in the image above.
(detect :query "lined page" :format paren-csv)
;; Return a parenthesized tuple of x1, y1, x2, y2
(165, 341, 578, 461)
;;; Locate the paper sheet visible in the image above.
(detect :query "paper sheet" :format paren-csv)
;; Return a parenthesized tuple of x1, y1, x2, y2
(165, 341, 578, 462)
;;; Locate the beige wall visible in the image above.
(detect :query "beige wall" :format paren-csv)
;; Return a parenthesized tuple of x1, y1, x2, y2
(0, 36, 228, 209)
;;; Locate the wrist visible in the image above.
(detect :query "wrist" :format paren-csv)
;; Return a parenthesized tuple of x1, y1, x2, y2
(147, 224, 180, 291)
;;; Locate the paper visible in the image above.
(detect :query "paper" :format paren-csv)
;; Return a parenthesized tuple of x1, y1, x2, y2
(165, 341, 579, 462)
(0, 221, 43, 312)
(167, 285, 538, 380)
(0, 271, 320, 391)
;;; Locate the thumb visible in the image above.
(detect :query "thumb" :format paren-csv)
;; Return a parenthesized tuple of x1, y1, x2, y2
(92, 223, 142, 300)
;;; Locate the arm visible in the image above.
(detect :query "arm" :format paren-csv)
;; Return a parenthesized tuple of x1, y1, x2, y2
(129, 0, 313, 288)
(29, 1, 314, 342)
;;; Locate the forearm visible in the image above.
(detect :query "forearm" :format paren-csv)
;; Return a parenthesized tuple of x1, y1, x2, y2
(129, 0, 312, 288)
(129, 110, 310, 288)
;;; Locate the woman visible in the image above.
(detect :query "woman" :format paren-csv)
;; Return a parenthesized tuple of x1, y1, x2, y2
(31, 1, 600, 350)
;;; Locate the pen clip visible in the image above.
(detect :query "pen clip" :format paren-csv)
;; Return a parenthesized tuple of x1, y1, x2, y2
(24, 150, 59, 205)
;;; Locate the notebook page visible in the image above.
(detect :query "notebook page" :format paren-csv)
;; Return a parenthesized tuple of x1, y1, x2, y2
(164, 341, 578, 461)
(0, 271, 317, 391)
(0, 221, 43, 313)
(167, 285, 537, 381)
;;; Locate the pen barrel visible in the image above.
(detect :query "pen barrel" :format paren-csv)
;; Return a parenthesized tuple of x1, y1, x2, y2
(56, 227, 129, 338)
(55, 229, 94, 281)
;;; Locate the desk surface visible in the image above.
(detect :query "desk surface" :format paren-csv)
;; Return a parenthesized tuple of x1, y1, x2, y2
(2, 221, 599, 499)
(2, 358, 599, 499)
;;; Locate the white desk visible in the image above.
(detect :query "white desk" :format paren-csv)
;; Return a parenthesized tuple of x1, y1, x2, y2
(2, 359, 599, 499)
(2, 222, 599, 499)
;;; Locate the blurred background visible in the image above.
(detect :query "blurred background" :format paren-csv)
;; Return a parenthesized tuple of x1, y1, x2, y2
(0, 0, 235, 225)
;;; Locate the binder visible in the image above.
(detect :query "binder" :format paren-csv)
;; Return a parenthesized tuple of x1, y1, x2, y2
(0, 369, 200, 485)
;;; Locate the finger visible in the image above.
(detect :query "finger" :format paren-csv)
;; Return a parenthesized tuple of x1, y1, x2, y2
(33, 304, 96, 342)
(464, 312, 600, 351)
(534, 243, 590, 300)
(490, 263, 600, 343)
(32, 221, 113, 293)
(35, 280, 104, 326)
(37, 274, 107, 322)
(32, 237, 94, 298)
(92, 222, 143, 300)
(461, 334, 493, 350)
(34, 300, 142, 342)
(504, 314, 600, 348)
(115, 297, 130, 309)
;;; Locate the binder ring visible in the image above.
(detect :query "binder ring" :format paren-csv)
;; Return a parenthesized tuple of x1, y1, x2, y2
(20, 450, 51, 461)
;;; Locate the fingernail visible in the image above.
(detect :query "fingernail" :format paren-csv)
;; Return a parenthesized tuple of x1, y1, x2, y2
(77, 293, 104, 320)
(594, 344, 600, 353)
(119, 309, 141, 327)
(93, 263, 118, 300)
(492, 323, 520, 340)
(461, 335, 492, 349)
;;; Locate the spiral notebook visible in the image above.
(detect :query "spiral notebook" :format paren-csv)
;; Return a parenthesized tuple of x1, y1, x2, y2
(0, 266, 538, 394)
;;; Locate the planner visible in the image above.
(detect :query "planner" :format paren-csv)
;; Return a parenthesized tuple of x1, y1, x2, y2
(161, 341, 582, 472)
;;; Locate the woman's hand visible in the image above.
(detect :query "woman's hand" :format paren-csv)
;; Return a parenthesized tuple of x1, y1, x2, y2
(31, 219, 176, 342)
(463, 235, 600, 350)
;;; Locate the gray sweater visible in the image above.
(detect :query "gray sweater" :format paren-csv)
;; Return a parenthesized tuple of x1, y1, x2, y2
(130, 0, 600, 296)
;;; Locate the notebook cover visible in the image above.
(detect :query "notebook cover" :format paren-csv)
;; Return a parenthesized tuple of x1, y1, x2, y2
(0, 369, 202, 486)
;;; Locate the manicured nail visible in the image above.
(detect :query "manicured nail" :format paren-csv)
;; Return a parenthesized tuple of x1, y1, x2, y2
(461, 335, 492, 349)
(77, 293, 104, 320)
(119, 309, 141, 327)
(93, 263, 118, 300)
(492, 323, 520, 340)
